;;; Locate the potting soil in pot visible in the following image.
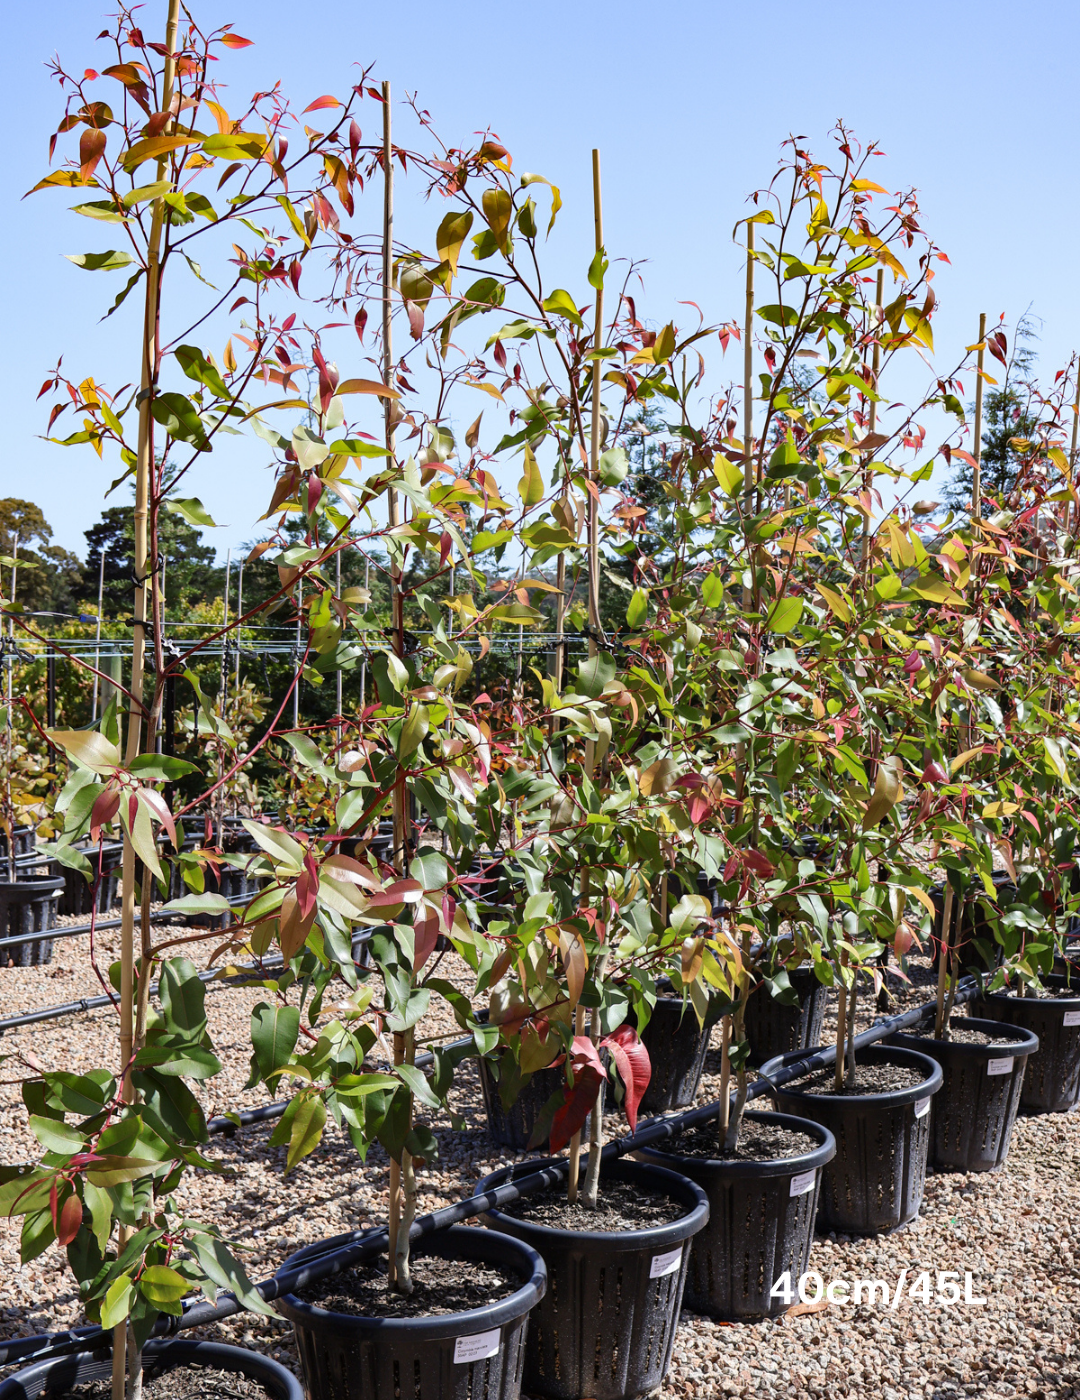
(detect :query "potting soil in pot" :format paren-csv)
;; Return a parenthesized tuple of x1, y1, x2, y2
(796, 1061, 925, 1094)
(673, 1117, 816, 1161)
(63, 1370, 271, 1400)
(294, 1251, 516, 1317)
(910, 1024, 1025, 1047)
(498, 1176, 682, 1229)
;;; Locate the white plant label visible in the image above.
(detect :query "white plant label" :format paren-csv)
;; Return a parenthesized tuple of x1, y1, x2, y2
(1063, 1010, 1080, 1027)
(914, 1098, 931, 1119)
(454, 1329, 501, 1365)
(986, 1057, 1012, 1076)
(789, 1169, 817, 1197)
(649, 1247, 683, 1278)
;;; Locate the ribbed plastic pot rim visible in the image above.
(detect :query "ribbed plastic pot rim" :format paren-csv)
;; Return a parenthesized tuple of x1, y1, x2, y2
(636, 1107, 836, 1176)
(760, 1044, 944, 1108)
(0, 1338, 304, 1400)
(892, 1017, 1039, 1058)
(982, 974, 1080, 1005)
(275, 1224, 546, 1341)
(0, 877, 66, 895)
(478, 1157, 709, 1249)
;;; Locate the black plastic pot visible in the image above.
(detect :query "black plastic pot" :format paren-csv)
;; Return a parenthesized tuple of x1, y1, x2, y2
(56, 842, 123, 917)
(0, 1338, 303, 1400)
(745, 965, 828, 1067)
(0, 877, 64, 967)
(0, 826, 36, 861)
(478, 1157, 709, 1400)
(761, 1043, 942, 1236)
(634, 1106, 835, 1320)
(276, 1225, 546, 1400)
(888, 1017, 1038, 1171)
(632, 992, 719, 1114)
(975, 975, 1080, 1112)
(477, 1053, 566, 1151)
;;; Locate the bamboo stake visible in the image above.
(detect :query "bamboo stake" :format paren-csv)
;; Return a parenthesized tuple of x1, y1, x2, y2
(381, 78, 413, 1294)
(972, 313, 986, 520)
(115, 6, 181, 1392)
(92, 549, 105, 720)
(335, 550, 342, 739)
(860, 269, 884, 578)
(586, 148, 604, 659)
(736, 222, 754, 815)
(934, 882, 955, 1038)
(234, 560, 243, 698)
(4, 536, 17, 884)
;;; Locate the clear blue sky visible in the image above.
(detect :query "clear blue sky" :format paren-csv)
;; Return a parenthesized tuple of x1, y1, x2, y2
(6, 0, 1079, 563)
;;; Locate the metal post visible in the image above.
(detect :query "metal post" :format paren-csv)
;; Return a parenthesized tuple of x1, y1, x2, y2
(47, 652, 56, 729)
(92, 547, 105, 720)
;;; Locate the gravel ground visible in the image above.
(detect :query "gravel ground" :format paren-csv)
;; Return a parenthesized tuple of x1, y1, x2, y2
(2, 924, 1079, 1399)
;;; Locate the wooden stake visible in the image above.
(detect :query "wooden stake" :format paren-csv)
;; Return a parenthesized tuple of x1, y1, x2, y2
(92, 549, 105, 720)
(586, 148, 604, 660)
(861, 269, 884, 578)
(972, 312, 986, 520)
(115, 6, 181, 1392)
(743, 221, 754, 499)
(934, 882, 955, 1038)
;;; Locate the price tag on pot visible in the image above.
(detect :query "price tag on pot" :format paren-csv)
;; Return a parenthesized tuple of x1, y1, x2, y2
(789, 1168, 817, 1198)
(986, 1057, 1013, 1076)
(1063, 1010, 1080, 1027)
(454, 1329, 501, 1365)
(649, 1247, 683, 1278)
(914, 1098, 931, 1119)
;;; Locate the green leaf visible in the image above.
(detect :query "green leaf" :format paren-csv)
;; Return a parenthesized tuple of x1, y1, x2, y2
(385, 653, 409, 695)
(575, 651, 616, 699)
(151, 394, 209, 450)
(766, 596, 804, 634)
(175, 344, 230, 399)
(241, 820, 306, 872)
(626, 588, 648, 629)
(158, 958, 208, 1038)
(100, 1273, 135, 1330)
(269, 1094, 327, 1173)
(29, 1115, 87, 1155)
(396, 1063, 442, 1111)
(863, 755, 903, 829)
(541, 288, 582, 325)
(435, 208, 473, 277)
(46, 727, 121, 774)
(251, 1003, 300, 1083)
(399, 705, 430, 757)
(188, 1234, 276, 1316)
(139, 1264, 188, 1306)
(518, 445, 544, 507)
(702, 570, 724, 609)
(165, 497, 218, 528)
(64, 250, 134, 272)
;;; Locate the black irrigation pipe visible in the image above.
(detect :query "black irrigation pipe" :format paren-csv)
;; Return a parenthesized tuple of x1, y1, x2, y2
(0, 957, 286, 1036)
(0, 975, 978, 1370)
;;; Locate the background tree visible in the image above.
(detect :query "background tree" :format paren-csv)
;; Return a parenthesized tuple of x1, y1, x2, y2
(0, 498, 83, 615)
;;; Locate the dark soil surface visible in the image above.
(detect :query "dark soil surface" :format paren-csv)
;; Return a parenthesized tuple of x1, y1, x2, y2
(296, 1250, 516, 1318)
(664, 1116, 817, 1162)
(990, 985, 1080, 1001)
(499, 1176, 684, 1231)
(910, 1024, 1024, 1047)
(792, 1061, 928, 1095)
(68, 1369, 271, 1399)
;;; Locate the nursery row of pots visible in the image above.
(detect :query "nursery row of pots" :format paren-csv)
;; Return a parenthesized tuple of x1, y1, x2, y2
(6, 969, 1080, 1400)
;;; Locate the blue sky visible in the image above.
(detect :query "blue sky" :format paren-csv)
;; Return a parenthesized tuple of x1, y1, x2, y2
(6, 0, 1079, 562)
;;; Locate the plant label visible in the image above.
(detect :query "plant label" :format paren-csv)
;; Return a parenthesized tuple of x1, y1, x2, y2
(649, 1246, 683, 1278)
(1063, 1010, 1080, 1027)
(789, 1168, 817, 1197)
(454, 1329, 501, 1365)
(914, 1097, 931, 1118)
(986, 1057, 1012, 1076)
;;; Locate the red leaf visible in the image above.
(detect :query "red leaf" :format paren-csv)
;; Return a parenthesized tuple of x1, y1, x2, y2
(349, 120, 361, 161)
(549, 1066, 602, 1153)
(138, 787, 176, 851)
(289, 260, 301, 295)
(79, 128, 106, 181)
(687, 794, 711, 825)
(354, 307, 368, 343)
(743, 849, 775, 879)
(57, 1191, 83, 1247)
(307, 473, 323, 515)
(903, 649, 923, 676)
(413, 912, 440, 970)
(921, 760, 948, 786)
(405, 299, 424, 341)
(569, 1034, 605, 1078)
(219, 33, 253, 48)
(90, 788, 120, 842)
(439, 531, 452, 568)
(601, 1025, 651, 1132)
(304, 95, 341, 113)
